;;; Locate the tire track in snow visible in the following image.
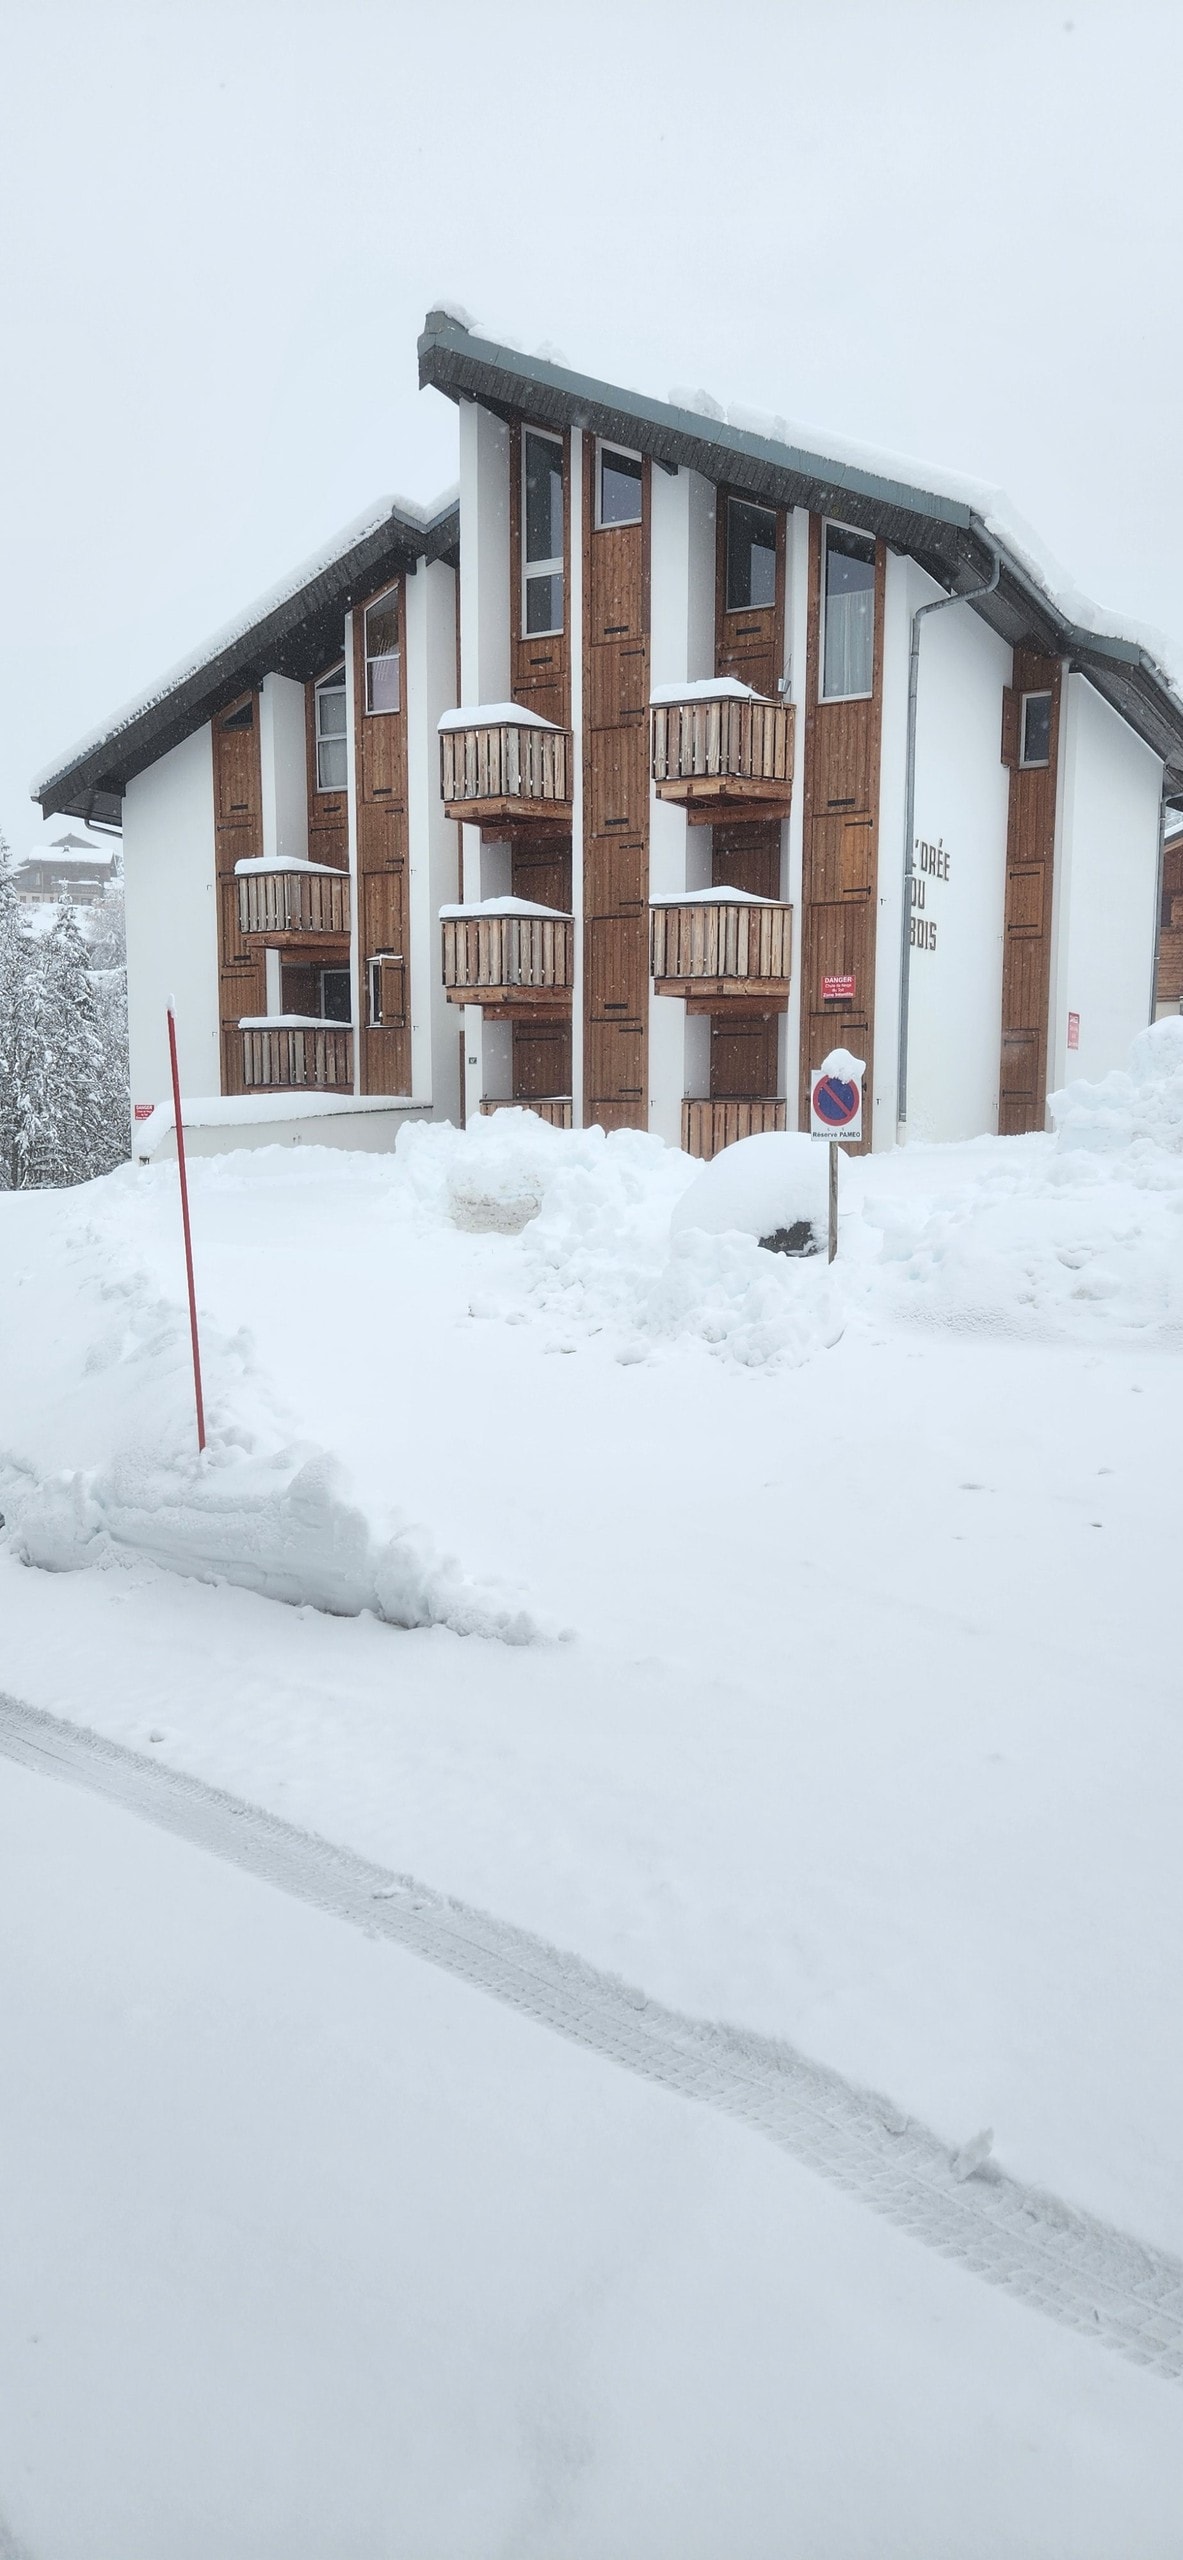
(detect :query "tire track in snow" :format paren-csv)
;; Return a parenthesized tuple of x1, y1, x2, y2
(1, 1690, 1180, 2385)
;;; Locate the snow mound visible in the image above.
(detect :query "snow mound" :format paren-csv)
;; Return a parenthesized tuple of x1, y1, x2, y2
(1050, 1016, 1183, 1157)
(7, 1438, 542, 1644)
(672, 1132, 827, 1252)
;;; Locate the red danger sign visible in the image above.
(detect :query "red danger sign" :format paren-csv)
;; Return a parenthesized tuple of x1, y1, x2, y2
(822, 973, 855, 1002)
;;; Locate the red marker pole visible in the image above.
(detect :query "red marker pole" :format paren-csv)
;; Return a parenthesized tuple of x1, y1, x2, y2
(166, 1001, 206, 1455)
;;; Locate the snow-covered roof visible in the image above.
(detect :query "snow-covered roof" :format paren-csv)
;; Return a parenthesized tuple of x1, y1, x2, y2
(438, 703, 559, 732)
(238, 1014, 354, 1030)
(34, 487, 460, 825)
(419, 310, 1183, 794)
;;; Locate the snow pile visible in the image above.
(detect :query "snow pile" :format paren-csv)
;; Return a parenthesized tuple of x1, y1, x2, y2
(0, 1186, 546, 1643)
(1050, 1016, 1183, 1158)
(672, 1131, 826, 1252)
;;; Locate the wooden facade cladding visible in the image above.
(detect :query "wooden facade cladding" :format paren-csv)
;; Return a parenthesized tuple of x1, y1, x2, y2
(240, 1024, 353, 1091)
(306, 680, 349, 871)
(651, 695, 794, 822)
(682, 1097, 787, 1157)
(212, 692, 266, 1095)
(1156, 832, 1183, 1007)
(583, 440, 651, 1132)
(797, 519, 886, 1151)
(509, 422, 571, 728)
(997, 651, 1063, 1133)
(237, 868, 350, 944)
(439, 721, 572, 829)
(441, 910, 574, 1010)
(352, 583, 411, 1096)
(650, 898, 791, 1006)
(715, 492, 787, 700)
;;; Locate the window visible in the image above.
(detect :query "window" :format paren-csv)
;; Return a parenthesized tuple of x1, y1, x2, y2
(315, 666, 347, 790)
(597, 443, 643, 528)
(319, 967, 352, 1024)
(364, 591, 401, 714)
(222, 698, 253, 731)
(523, 431, 564, 635)
(368, 952, 405, 1027)
(1020, 690, 1052, 768)
(726, 498, 777, 613)
(821, 523, 876, 701)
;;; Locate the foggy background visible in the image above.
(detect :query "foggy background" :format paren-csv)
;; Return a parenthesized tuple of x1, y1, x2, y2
(2, 0, 1179, 845)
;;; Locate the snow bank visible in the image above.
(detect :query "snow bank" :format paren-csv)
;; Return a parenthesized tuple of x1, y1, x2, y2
(1050, 1016, 1183, 1157)
(0, 1187, 547, 1644)
(672, 1131, 827, 1250)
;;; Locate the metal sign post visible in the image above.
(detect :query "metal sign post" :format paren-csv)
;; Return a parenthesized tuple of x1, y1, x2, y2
(166, 1001, 206, 1455)
(810, 1048, 866, 1263)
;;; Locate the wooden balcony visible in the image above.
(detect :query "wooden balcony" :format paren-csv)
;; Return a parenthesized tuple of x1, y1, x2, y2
(440, 716, 572, 831)
(651, 691, 794, 823)
(441, 905, 574, 1014)
(682, 1097, 787, 1159)
(239, 1019, 354, 1091)
(650, 895, 792, 1007)
(480, 1097, 574, 1129)
(235, 863, 350, 946)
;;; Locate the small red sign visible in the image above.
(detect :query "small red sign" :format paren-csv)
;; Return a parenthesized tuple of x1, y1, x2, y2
(133, 1103, 154, 1121)
(822, 973, 856, 1003)
(1067, 1012, 1080, 1051)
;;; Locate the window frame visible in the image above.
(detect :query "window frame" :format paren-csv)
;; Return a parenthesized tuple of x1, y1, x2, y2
(1019, 689, 1053, 770)
(363, 586, 401, 717)
(595, 438, 644, 532)
(313, 663, 348, 793)
(819, 519, 877, 706)
(724, 493, 779, 617)
(521, 429, 565, 639)
(319, 964, 352, 1025)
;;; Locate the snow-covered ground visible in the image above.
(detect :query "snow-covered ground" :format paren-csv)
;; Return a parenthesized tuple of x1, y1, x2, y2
(2, 1025, 1183, 2535)
(5, 1748, 1182, 2560)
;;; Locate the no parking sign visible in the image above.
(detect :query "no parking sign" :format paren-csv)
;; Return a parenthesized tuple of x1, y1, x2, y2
(810, 1048, 865, 1145)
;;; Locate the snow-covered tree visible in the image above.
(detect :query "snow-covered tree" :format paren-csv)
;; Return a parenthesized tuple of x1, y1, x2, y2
(0, 841, 130, 1189)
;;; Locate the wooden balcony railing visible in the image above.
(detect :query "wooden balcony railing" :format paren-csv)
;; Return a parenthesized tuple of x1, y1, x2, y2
(651, 692, 794, 821)
(682, 1097, 787, 1159)
(236, 865, 350, 943)
(239, 1021, 354, 1091)
(441, 907, 574, 1011)
(650, 896, 792, 1004)
(440, 719, 572, 828)
(480, 1097, 574, 1129)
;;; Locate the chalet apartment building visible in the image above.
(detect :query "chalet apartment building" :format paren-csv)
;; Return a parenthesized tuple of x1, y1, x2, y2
(35, 310, 1183, 1158)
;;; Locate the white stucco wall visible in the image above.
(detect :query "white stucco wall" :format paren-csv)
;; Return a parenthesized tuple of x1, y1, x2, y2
(123, 725, 219, 1106)
(647, 467, 716, 1144)
(258, 674, 308, 865)
(901, 565, 1013, 1142)
(406, 558, 461, 1119)
(456, 400, 511, 1120)
(1050, 675, 1162, 1092)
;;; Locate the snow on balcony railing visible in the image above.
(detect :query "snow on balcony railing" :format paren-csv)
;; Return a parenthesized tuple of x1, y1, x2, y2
(650, 682, 793, 816)
(440, 897, 574, 1004)
(238, 1016, 354, 1090)
(649, 890, 792, 989)
(439, 706, 571, 818)
(235, 861, 350, 939)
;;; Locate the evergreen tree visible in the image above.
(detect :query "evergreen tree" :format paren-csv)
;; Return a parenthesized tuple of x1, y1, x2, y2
(0, 846, 130, 1189)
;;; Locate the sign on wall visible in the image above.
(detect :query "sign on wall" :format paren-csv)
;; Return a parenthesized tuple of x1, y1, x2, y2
(910, 835, 951, 954)
(1067, 1011, 1080, 1051)
(822, 972, 856, 1002)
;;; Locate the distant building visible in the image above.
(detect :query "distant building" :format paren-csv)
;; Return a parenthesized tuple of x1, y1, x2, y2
(32, 312, 1183, 1153)
(14, 835, 120, 907)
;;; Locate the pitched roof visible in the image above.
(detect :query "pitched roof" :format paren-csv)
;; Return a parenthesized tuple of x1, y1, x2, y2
(418, 309, 1183, 799)
(34, 493, 460, 826)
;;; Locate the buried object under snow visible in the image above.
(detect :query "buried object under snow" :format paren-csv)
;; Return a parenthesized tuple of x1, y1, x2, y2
(672, 1131, 827, 1257)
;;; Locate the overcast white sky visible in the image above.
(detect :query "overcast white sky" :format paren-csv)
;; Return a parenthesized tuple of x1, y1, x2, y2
(2, 0, 1181, 847)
